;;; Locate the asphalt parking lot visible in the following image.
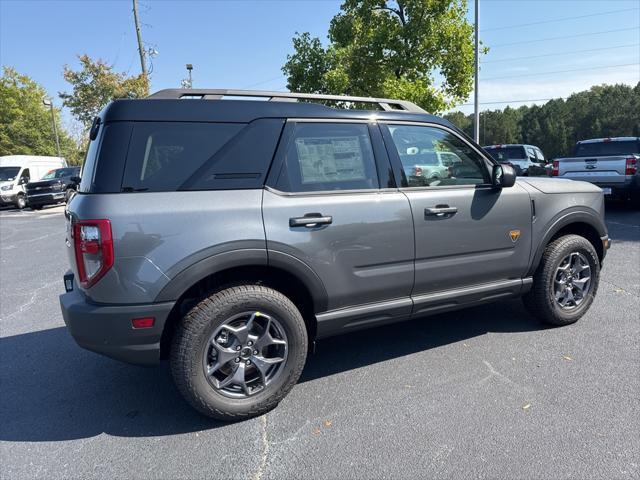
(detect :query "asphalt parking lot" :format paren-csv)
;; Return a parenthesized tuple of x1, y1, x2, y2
(0, 202, 638, 480)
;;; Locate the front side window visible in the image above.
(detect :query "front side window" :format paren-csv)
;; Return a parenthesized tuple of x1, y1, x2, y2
(275, 123, 379, 192)
(387, 125, 489, 187)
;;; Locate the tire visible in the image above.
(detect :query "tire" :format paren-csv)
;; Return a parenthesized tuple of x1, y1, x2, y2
(15, 194, 26, 210)
(170, 285, 308, 421)
(523, 234, 600, 326)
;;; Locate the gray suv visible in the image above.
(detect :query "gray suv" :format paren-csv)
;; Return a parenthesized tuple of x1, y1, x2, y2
(60, 89, 610, 420)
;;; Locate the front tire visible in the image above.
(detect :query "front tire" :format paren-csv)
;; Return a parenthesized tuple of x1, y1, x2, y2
(523, 234, 600, 326)
(170, 285, 308, 421)
(15, 194, 26, 210)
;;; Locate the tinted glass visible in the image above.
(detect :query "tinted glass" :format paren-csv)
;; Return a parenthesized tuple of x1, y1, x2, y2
(0, 167, 21, 181)
(122, 122, 243, 192)
(388, 125, 489, 187)
(485, 146, 527, 161)
(78, 125, 103, 193)
(574, 140, 640, 157)
(54, 168, 78, 178)
(275, 123, 379, 192)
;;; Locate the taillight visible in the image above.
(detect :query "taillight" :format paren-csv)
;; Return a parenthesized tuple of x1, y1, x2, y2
(73, 219, 114, 288)
(414, 166, 423, 176)
(625, 157, 638, 175)
(552, 160, 559, 176)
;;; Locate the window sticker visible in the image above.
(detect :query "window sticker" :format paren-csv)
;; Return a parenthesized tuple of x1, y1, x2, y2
(295, 136, 366, 184)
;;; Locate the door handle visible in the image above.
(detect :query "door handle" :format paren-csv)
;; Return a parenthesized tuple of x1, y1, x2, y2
(289, 213, 333, 228)
(424, 205, 458, 218)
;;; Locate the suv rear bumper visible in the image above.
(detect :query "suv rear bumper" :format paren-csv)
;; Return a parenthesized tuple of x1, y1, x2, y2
(60, 277, 174, 366)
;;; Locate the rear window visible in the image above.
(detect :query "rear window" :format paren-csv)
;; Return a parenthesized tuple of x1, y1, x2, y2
(573, 140, 640, 157)
(484, 146, 526, 161)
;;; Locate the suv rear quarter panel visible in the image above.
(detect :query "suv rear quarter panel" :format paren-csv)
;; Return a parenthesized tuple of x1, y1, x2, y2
(67, 190, 265, 304)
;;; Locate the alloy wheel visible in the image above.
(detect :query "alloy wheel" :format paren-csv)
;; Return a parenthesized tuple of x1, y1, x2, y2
(202, 311, 288, 398)
(553, 252, 592, 310)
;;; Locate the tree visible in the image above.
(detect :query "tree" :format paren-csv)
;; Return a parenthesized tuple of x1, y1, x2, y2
(0, 67, 81, 162)
(445, 82, 640, 159)
(282, 0, 478, 114)
(60, 54, 149, 131)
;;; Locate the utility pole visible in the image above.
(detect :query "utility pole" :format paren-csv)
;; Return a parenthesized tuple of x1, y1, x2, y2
(42, 97, 61, 158)
(473, 0, 480, 143)
(132, 0, 147, 76)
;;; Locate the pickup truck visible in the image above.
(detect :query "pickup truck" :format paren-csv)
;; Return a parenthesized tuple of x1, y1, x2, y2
(553, 137, 640, 203)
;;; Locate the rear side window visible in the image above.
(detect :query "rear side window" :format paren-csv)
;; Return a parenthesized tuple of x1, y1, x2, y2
(274, 123, 379, 192)
(122, 122, 243, 192)
(574, 140, 640, 157)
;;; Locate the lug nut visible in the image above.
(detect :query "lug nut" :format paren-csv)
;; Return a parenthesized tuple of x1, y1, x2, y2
(236, 345, 241, 351)
(253, 350, 258, 355)
(245, 360, 251, 365)
(247, 341, 253, 346)
(235, 358, 240, 363)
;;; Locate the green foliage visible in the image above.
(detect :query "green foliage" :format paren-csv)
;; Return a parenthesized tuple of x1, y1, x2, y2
(445, 83, 640, 158)
(283, 0, 477, 114)
(60, 54, 149, 131)
(0, 67, 81, 163)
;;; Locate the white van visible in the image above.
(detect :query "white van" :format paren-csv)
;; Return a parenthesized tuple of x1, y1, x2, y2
(0, 155, 67, 209)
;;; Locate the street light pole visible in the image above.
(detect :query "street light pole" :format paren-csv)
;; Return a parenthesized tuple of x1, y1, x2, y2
(473, 0, 480, 143)
(43, 97, 61, 158)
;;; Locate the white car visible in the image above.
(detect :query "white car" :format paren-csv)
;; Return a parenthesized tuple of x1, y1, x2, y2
(0, 155, 67, 209)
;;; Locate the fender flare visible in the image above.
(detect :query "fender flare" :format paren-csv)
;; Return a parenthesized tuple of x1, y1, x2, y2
(527, 208, 606, 276)
(154, 248, 328, 312)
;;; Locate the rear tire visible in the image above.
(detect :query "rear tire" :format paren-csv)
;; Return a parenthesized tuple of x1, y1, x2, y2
(523, 234, 600, 326)
(170, 285, 308, 421)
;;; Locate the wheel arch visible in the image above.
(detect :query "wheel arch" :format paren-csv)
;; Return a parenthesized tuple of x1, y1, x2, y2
(528, 210, 606, 276)
(157, 251, 327, 359)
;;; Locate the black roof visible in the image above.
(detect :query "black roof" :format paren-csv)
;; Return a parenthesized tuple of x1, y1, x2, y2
(100, 98, 451, 127)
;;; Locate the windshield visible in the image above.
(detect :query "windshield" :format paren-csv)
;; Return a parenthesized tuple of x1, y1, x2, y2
(0, 167, 20, 181)
(485, 146, 526, 161)
(573, 140, 640, 157)
(42, 167, 78, 180)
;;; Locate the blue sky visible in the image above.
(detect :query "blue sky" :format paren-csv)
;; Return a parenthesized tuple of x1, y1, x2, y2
(1, 0, 638, 127)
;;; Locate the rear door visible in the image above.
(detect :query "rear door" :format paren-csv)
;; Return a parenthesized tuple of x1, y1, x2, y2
(262, 120, 415, 324)
(382, 123, 532, 313)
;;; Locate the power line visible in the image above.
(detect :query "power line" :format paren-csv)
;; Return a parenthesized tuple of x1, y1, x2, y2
(490, 27, 640, 48)
(482, 43, 640, 64)
(482, 7, 639, 32)
(458, 97, 560, 107)
(482, 62, 639, 81)
(242, 75, 286, 89)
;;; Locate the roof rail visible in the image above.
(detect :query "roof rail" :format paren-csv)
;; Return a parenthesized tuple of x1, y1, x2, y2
(148, 89, 427, 114)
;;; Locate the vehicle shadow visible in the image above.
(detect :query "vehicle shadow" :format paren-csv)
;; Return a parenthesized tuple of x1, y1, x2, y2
(0, 299, 546, 442)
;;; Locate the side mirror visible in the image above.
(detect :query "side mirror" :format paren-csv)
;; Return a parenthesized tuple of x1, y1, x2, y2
(70, 176, 81, 184)
(19, 177, 29, 185)
(492, 164, 516, 188)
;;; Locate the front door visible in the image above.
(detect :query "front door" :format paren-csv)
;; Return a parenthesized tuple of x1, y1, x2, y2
(381, 123, 532, 305)
(262, 121, 415, 332)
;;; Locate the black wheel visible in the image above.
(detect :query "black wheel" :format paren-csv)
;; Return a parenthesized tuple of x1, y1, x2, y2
(65, 188, 75, 203)
(523, 234, 600, 326)
(15, 194, 26, 210)
(170, 285, 308, 421)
